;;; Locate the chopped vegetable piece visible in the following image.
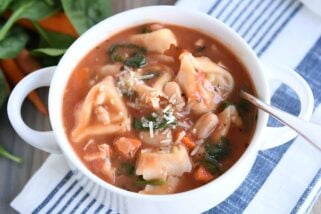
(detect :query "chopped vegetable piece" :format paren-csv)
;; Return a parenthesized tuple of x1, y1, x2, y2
(194, 165, 214, 182)
(217, 100, 232, 112)
(203, 136, 230, 174)
(118, 162, 135, 176)
(205, 136, 230, 161)
(237, 96, 255, 131)
(113, 137, 141, 159)
(237, 99, 250, 114)
(135, 176, 165, 186)
(181, 135, 195, 150)
(108, 44, 147, 68)
(133, 112, 177, 131)
(141, 27, 151, 34)
(139, 71, 160, 80)
(0, 145, 22, 163)
(124, 52, 146, 68)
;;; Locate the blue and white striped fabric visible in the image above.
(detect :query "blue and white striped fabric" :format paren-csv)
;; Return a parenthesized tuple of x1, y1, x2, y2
(11, 0, 321, 213)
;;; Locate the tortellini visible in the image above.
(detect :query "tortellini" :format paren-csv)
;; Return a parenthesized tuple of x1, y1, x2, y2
(176, 51, 234, 114)
(71, 76, 130, 143)
(130, 28, 177, 53)
(136, 145, 192, 180)
(211, 105, 242, 141)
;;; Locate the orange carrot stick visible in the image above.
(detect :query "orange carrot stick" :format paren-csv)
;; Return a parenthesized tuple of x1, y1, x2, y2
(15, 49, 41, 74)
(113, 137, 142, 159)
(194, 165, 214, 182)
(0, 59, 48, 115)
(182, 135, 196, 150)
(3, 12, 78, 37)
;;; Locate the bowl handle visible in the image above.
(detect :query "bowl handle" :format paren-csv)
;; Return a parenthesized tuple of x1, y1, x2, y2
(259, 63, 314, 150)
(7, 66, 61, 154)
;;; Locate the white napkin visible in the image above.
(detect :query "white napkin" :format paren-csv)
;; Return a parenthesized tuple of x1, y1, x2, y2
(11, 0, 321, 213)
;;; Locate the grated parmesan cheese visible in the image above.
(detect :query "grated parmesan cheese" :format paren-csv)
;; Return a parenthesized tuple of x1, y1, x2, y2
(160, 138, 172, 145)
(149, 121, 154, 138)
(174, 131, 186, 144)
(83, 139, 95, 151)
(195, 139, 204, 145)
(177, 121, 191, 129)
(191, 144, 202, 156)
(163, 104, 172, 113)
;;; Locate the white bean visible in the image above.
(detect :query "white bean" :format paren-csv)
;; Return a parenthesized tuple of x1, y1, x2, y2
(193, 112, 219, 139)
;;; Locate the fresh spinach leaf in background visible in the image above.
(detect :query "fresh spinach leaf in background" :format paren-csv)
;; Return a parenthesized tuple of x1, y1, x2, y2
(0, 25, 28, 59)
(0, 0, 60, 41)
(33, 23, 75, 49)
(31, 48, 67, 57)
(0, 69, 8, 108)
(62, 0, 111, 34)
(0, 0, 12, 14)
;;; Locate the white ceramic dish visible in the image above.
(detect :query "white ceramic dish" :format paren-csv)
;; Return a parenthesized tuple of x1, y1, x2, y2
(7, 6, 314, 214)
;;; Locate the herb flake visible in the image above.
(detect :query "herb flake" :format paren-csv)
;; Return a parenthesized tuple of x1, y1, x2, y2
(203, 137, 230, 174)
(135, 176, 165, 186)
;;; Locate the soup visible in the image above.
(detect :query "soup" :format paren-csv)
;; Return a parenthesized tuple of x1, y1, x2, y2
(63, 23, 257, 194)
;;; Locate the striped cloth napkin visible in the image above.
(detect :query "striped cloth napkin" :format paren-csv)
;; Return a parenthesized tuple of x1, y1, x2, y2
(11, 0, 321, 213)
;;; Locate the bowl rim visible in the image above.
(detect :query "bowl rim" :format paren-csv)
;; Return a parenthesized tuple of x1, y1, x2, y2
(49, 5, 269, 201)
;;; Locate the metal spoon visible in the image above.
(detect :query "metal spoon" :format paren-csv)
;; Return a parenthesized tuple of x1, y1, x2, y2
(240, 90, 321, 151)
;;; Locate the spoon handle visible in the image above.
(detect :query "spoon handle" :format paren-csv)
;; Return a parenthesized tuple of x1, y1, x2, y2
(241, 91, 321, 151)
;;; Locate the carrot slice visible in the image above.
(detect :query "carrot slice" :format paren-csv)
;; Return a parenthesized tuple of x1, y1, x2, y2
(194, 165, 214, 182)
(113, 137, 142, 159)
(182, 135, 196, 150)
(0, 59, 48, 115)
(15, 49, 41, 74)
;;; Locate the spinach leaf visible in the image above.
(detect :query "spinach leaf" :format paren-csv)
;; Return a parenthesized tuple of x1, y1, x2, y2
(135, 176, 165, 186)
(0, 0, 13, 14)
(217, 100, 232, 112)
(237, 98, 253, 132)
(0, 25, 28, 59)
(33, 22, 75, 49)
(31, 48, 67, 57)
(124, 52, 147, 68)
(0, 145, 22, 163)
(203, 137, 230, 174)
(205, 137, 230, 161)
(108, 44, 147, 68)
(62, 0, 111, 35)
(118, 163, 135, 176)
(133, 112, 177, 131)
(0, 70, 8, 108)
(237, 99, 250, 114)
(0, 0, 59, 40)
(133, 117, 144, 130)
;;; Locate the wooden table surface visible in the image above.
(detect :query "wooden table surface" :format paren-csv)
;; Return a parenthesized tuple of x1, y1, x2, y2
(0, 0, 319, 213)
